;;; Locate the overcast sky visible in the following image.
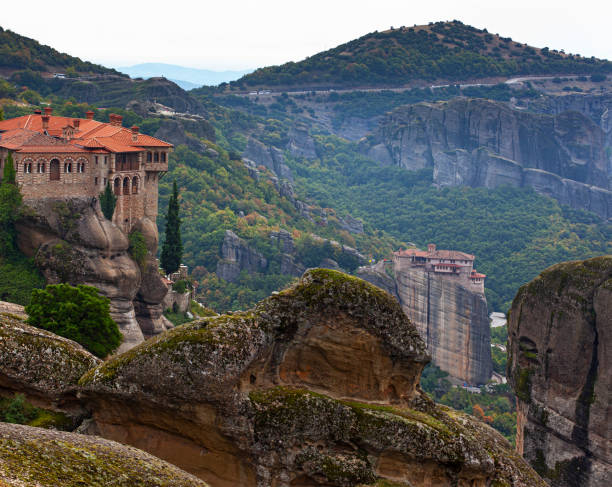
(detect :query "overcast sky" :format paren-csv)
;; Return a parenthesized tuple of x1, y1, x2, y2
(2, 0, 611, 71)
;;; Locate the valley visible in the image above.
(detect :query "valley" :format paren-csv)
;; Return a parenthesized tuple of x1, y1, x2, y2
(0, 16, 611, 486)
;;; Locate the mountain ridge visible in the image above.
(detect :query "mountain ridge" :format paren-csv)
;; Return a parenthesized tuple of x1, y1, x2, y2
(231, 20, 612, 90)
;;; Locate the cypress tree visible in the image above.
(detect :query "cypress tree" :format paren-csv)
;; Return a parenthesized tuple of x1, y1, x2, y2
(99, 181, 117, 220)
(160, 180, 182, 274)
(0, 152, 22, 255)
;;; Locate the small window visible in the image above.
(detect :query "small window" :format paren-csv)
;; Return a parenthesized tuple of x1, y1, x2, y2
(103, 177, 107, 185)
(161, 152, 166, 162)
(104, 156, 108, 165)
(154, 152, 159, 162)
(64, 162, 72, 173)
(95, 156, 98, 165)
(147, 151, 152, 163)
(94, 176, 99, 185)
(24, 162, 32, 173)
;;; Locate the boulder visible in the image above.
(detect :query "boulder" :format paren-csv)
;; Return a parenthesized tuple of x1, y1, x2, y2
(0, 422, 208, 486)
(78, 269, 544, 486)
(508, 256, 612, 487)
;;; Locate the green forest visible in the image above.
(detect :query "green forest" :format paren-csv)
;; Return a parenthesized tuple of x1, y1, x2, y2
(233, 20, 612, 89)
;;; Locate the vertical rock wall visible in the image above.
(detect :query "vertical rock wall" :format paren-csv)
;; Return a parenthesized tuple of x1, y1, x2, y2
(508, 256, 612, 487)
(395, 266, 491, 384)
(358, 262, 491, 384)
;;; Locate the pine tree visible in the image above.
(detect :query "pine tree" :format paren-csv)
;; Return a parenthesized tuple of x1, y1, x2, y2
(160, 180, 182, 274)
(99, 182, 116, 220)
(0, 152, 22, 255)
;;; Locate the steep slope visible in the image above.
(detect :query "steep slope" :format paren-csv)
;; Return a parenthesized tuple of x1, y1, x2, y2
(233, 20, 612, 89)
(363, 97, 612, 218)
(508, 256, 612, 487)
(0, 26, 121, 75)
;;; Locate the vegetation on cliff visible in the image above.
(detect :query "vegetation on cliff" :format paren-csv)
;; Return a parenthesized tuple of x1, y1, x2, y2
(160, 180, 183, 274)
(231, 21, 612, 89)
(26, 284, 121, 358)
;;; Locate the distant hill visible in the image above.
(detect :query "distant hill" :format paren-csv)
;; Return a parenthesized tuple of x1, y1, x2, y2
(233, 20, 612, 89)
(0, 26, 123, 76)
(117, 63, 253, 89)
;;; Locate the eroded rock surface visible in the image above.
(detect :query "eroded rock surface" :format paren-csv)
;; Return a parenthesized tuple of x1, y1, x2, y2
(508, 256, 612, 487)
(15, 197, 169, 351)
(364, 98, 612, 218)
(0, 422, 208, 486)
(75, 269, 542, 487)
(0, 313, 99, 411)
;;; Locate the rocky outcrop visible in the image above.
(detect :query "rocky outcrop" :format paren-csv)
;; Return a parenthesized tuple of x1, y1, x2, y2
(287, 124, 317, 158)
(216, 230, 267, 282)
(0, 313, 99, 413)
(508, 256, 612, 487)
(15, 197, 169, 352)
(0, 422, 208, 486)
(365, 98, 612, 219)
(243, 137, 293, 181)
(338, 213, 365, 234)
(73, 269, 543, 486)
(358, 259, 491, 385)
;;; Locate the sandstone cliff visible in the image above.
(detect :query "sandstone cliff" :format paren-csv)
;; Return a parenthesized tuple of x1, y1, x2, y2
(364, 98, 612, 219)
(508, 256, 612, 487)
(69, 269, 541, 486)
(0, 422, 208, 486)
(358, 261, 491, 385)
(15, 197, 170, 352)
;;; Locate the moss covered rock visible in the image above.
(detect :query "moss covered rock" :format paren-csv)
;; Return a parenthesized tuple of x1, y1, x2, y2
(0, 313, 99, 399)
(508, 256, 612, 487)
(0, 422, 208, 486)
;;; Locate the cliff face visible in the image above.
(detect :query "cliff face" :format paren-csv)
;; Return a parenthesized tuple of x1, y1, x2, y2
(365, 98, 612, 219)
(15, 197, 170, 352)
(358, 261, 491, 384)
(508, 256, 612, 487)
(70, 269, 541, 487)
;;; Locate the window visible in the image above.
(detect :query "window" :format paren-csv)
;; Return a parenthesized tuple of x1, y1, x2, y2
(147, 151, 152, 163)
(94, 176, 99, 185)
(24, 162, 32, 173)
(50, 159, 60, 180)
(132, 177, 139, 194)
(123, 177, 130, 195)
(113, 178, 121, 196)
(103, 177, 107, 185)
(95, 156, 98, 165)
(161, 152, 166, 162)
(77, 161, 85, 173)
(104, 156, 108, 165)
(154, 152, 159, 162)
(37, 162, 45, 173)
(64, 162, 72, 173)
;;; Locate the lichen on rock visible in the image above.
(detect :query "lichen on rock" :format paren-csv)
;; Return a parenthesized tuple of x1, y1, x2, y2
(0, 422, 209, 486)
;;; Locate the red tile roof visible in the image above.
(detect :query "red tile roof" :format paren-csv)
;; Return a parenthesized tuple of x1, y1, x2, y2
(0, 113, 172, 155)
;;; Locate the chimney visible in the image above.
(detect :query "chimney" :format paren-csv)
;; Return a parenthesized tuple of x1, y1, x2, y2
(85, 110, 95, 120)
(73, 119, 80, 130)
(131, 125, 139, 142)
(428, 243, 436, 254)
(43, 107, 52, 116)
(109, 113, 123, 126)
(42, 115, 49, 131)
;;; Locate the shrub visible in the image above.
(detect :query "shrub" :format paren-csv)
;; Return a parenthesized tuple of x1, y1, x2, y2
(128, 230, 148, 270)
(590, 73, 607, 82)
(26, 283, 121, 357)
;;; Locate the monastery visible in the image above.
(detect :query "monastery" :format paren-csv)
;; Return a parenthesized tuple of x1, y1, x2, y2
(393, 243, 486, 293)
(0, 107, 172, 232)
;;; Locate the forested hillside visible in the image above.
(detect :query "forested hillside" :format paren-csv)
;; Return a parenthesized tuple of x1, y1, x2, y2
(233, 20, 612, 89)
(0, 26, 121, 75)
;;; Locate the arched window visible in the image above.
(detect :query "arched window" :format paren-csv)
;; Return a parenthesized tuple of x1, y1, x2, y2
(132, 176, 139, 194)
(123, 177, 130, 195)
(114, 178, 121, 196)
(50, 159, 60, 180)
(37, 161, 46, 173)
(154, 152, 159, 162)
(64, 161, 72, 173)
(24, 162, 32, 173)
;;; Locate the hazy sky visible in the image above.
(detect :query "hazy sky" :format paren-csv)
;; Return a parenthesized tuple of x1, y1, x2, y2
(2, 0, 611, 70)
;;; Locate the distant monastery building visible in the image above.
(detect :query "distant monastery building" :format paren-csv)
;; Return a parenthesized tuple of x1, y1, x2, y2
(393, 243, 486, 293)
(0, 107, 172, 232)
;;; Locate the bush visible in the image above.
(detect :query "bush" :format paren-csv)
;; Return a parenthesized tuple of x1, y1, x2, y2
(25, 283, 121, 357)
(128, 230, 148, 269)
